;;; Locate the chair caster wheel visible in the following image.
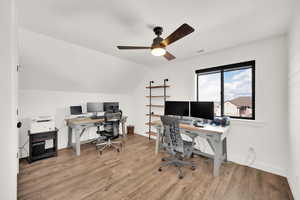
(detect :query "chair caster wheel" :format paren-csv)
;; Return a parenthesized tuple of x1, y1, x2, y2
(179, 175, 183, 179)
(158, 168, 162, 172)
(191, 166, 196, 171)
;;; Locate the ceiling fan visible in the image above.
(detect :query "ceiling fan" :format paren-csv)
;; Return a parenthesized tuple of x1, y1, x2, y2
(117, 23, 195, 61)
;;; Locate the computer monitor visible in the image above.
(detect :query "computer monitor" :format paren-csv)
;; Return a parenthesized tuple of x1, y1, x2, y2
(190, 101, 214, 120)
(87, 102, 103, 113)
(70, 106, 82, 115)
(103, 102, 119, 112)
(164, 101, 189, 116)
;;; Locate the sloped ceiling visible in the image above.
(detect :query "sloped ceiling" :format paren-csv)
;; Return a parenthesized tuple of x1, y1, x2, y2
(17, 0, 296, 93)
(17, 0, 296, 66)
(18, 29, 148, 93)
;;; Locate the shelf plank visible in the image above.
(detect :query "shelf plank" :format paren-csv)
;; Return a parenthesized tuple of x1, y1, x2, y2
(146, 85, 170, 89)
(145, 96, 170, 98)
(146, 105, 164, 108)
(146, 131, 157, 136)
(145, 122, 156, 126)
(146, 114, 161, 117)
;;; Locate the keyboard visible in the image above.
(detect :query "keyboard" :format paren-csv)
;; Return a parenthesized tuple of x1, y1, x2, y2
(193, 122, 205, 128)
(76, 116, 85, 119)
(194, 123, 205, 128)
(91, 115, 104, 120)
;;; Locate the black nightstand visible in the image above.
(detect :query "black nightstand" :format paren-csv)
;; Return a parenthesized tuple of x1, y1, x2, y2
(28, 128, 58, 163)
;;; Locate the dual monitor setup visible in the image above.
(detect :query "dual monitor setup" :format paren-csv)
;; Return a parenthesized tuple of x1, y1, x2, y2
(70, 101, 213, 121)
(70, 102, 119, 119)
(165, 101, 214, 120)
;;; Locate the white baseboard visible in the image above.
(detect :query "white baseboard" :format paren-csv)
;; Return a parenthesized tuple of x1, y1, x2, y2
(135, 133, 288, 177)
(22, 132, 287, 178)
(228, 154, 287, 177)
(136, 132, 156, 140)
(287, 174, 298, 199)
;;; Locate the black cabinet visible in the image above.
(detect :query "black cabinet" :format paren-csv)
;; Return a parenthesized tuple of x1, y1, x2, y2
(28, 128, 58, 163)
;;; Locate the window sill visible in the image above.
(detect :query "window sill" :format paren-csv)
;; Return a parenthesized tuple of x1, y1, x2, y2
(230, 118, 266, 127)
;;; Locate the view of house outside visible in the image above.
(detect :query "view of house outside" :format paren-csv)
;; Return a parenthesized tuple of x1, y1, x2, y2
(224, 68, 252, 117)
(198, 68, 253, 118)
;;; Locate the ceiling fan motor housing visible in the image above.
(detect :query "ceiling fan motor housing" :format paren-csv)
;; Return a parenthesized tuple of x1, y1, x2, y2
(152, 37, 164, 48)
(153, 26, 163, 36)
(152, 26, 164, 48)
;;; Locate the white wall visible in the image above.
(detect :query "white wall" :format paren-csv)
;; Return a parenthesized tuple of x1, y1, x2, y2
(288, 1, 300, 198)
(18, 89, 135, 158)
(17, 28, 149, 158)
(133, 35, 289, 176)
(0, 0, 18, 199)
(18, 29, 148, 94)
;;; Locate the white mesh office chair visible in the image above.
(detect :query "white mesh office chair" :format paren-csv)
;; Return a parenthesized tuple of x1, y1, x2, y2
(159, 116, 196, 179)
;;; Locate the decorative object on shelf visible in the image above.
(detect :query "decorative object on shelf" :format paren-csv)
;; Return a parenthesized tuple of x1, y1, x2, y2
(146, 79, 169, 140)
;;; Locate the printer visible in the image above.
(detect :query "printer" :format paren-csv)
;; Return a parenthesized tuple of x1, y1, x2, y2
(30, 116, 55, 134)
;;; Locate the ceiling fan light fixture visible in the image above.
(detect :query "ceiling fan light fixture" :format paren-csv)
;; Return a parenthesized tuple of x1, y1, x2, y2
(151, 47, 166, 56)
(117, 24, 195, 61)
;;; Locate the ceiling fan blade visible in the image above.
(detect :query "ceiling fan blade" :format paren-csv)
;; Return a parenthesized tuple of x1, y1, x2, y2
(164, 51, 176, 61)
(117, 46, 151, 50)
(160, 23, 195, 47)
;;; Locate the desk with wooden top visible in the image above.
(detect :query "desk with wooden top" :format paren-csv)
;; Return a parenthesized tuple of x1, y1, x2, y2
(66, 116, 127, 156)
(152, 120, 230, 176)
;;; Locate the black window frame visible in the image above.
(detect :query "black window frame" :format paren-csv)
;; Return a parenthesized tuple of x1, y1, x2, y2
(196, 60, 255, 120)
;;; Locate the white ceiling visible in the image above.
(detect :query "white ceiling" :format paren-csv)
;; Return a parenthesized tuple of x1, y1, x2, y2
(17, 0, 295, 66)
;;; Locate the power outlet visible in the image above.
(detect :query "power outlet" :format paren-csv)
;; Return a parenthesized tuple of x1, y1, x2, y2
(249, 147, 255, 153)
(245, 147, 256, 166)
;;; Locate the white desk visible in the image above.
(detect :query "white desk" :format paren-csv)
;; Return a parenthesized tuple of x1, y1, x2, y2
(153, 120, 230, 176)
(65, 116, 127, 156)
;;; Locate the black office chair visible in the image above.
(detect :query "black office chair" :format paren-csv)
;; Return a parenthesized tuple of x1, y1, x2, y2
(96, 110, 123, 155)
(159, 116, 196, 179)
(92, 124, 105, 144)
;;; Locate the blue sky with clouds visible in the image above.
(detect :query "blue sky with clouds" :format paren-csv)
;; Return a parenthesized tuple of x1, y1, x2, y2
(198, 68, 252, 102)
(224, 68, 252, 101)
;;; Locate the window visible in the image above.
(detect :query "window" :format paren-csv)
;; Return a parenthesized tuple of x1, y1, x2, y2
(197, 73, 221, 116)
(196, 61, 255, 120)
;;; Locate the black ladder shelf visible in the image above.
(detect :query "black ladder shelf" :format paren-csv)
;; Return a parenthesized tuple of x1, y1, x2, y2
(146, 79, 169, 140)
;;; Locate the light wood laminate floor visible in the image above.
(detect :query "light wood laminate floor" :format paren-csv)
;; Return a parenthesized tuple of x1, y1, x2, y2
(18, 135, 293, 200)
